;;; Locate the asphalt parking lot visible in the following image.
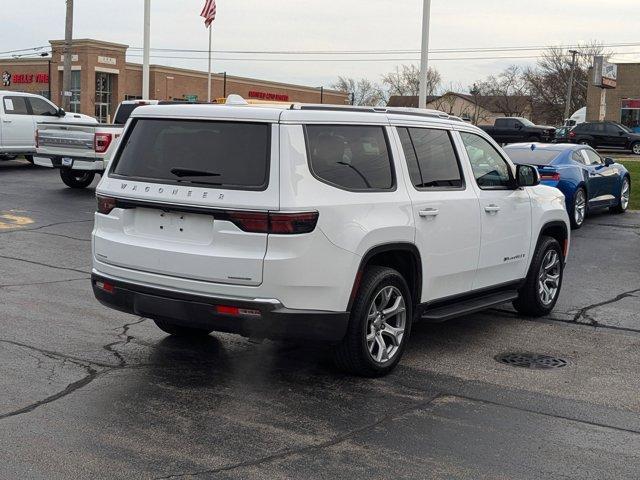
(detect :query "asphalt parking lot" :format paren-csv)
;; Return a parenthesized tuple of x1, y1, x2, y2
(1, 159, 639, 479)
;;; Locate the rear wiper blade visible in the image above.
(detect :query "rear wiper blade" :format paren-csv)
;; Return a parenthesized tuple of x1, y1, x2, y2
(170, 168, 221, 178)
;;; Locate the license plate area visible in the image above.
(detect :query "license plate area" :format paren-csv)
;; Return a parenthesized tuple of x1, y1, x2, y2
(61, 157, 74, 167)
(127, 208, 215, 244)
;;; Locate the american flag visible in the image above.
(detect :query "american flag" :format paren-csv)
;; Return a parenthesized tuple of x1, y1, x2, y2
(200, 0, 217, 27)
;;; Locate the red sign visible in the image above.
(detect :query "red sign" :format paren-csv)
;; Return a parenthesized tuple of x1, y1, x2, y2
(11, 73, 49, 84)
(622, 99, 640, 109)
(248, 90, 289, 102)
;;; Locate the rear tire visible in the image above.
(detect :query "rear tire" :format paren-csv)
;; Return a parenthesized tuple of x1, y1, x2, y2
(632, 142, 640, 156)
(60, 169, 95, 189)
(333, 266, 412, 377)
(513, 236, 563, 317)
(610, 176, 630, 214)
(153, 319, 214, 337)
(570, 187, 587, 229)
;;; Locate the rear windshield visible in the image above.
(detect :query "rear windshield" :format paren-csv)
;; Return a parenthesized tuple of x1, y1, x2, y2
(111, 119, 270, 190)
(504, 148, 561, 166)
(113, 104, 143, 125)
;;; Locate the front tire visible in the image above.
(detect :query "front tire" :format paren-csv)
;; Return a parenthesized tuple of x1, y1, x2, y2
(631, 142, 640, 156)
(333, 266, 412, 377)
(60, 169, 95, 189)
(570, 187, 587, 229)
(153, 319, 214, 337)
(610, 176, 630, 214)
(513, 236, 563, 317)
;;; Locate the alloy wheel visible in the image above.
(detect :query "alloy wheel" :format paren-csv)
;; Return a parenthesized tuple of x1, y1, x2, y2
(633, 144, 640, 155)
(366, 286, 406, 364)
(574, 190, 586, 226)
(538, 250, 561, 306)
(621, 179, 630, 210)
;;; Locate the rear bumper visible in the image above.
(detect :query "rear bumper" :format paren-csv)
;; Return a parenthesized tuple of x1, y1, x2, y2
(34, 154, 105, 171)
(91, 272, 349, 343)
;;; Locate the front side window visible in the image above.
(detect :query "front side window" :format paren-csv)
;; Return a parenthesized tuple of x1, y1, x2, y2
(112, 119, 271, 190)
(572, 151, 586, 164)
(397, 127, 463, 189)
(306, 125, 394, 191)
(583, 149, 603, 166)
(3, 96, 29, 115)
(459, 131, 513, 189)
(29, 97, 58, 116)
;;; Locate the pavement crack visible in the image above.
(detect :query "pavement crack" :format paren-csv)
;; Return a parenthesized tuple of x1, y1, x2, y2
(0, 254, 89, 275)
(0, 277, 89, 289)
(0, 318, 147, 421)
(153, 393, 442, 479)
(0, 219, 93, 236)
(572, 288, 640, 325)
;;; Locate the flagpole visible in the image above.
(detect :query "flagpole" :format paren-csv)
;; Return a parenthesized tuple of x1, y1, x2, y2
(207, 25, 212, 102)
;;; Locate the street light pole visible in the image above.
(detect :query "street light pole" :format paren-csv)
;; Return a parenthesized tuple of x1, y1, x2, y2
(62, 0, 73, 111)
(563, 49, 578, 122)
(142, 0, 151, 99)
(418, 0, 431, 109)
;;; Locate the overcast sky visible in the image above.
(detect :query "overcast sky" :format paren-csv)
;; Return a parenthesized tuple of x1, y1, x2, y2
(2, 0, 640, 91)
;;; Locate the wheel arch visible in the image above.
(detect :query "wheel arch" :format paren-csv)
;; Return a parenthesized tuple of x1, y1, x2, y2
(348, 243, 422, 312)
(537, 221, 569, 262)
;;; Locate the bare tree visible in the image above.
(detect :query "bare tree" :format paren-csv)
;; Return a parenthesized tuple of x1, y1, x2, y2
(331, 76, 384, 106)
(523, 43, 608, 125)
(475, 65, 530, 117)
(380, 64, 441, 102)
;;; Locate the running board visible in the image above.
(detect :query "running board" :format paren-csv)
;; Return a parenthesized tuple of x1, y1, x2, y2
(420, 290, 519, 322)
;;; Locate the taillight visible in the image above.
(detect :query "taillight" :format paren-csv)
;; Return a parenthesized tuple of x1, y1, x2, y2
(95, 133, 113, 153)
(35, 130, 39, 148)
(569, 131, 576, 138)
(96, 195, 116, 214)
(540, 172, 561, 181)
(226, 211, 319, 234)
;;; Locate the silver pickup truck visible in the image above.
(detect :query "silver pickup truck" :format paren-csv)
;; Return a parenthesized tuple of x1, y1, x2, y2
(34, 100, 159, 188)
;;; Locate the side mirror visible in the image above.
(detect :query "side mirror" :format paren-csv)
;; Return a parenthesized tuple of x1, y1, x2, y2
(604, 157, 615, 167)
(619, 131, 625, 136)
(515, 123, 523, 130)
(516, 164, 540, 187)
(57, 107, 66, 117)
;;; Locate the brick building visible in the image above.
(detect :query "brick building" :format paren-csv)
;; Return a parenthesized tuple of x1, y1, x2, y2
(0, 39, 348, 122)
(586, 63, 640, 128)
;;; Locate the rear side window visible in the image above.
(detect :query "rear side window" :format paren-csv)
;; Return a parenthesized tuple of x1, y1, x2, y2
(3, 96, 29, 115)
(305, 125, 394, 191)
(397, 127, 464, 189)
(111, 119, 271, 190)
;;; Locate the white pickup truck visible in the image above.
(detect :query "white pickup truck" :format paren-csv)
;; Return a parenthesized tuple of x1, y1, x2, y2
(0, 90, 95, 163)
(35, 100, 158, 188)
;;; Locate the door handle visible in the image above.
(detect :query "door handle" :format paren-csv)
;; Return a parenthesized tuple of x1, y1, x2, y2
(484, 204, 501, 213)
(418, 208, 439, 217)
(2, 119, 12, 123)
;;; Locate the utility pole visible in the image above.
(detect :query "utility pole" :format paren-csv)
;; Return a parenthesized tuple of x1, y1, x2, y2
(142, 0, 151, 99)
(418, 0, 431, 109)
(62, 0, 73, 111)
(563, 49, 579, 121)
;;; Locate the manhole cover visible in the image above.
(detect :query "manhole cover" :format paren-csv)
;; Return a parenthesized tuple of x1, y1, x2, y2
(495, 353, 568, 369)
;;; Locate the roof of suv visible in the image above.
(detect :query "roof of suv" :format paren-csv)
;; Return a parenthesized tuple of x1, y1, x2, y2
(130, 102, 467, 126)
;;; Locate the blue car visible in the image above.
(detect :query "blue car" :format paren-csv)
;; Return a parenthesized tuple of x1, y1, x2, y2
(503, 143, 631, 229)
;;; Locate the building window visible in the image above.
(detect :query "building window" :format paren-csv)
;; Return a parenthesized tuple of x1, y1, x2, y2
(95, 72, 114, 123)
(70, 70, 81, 113)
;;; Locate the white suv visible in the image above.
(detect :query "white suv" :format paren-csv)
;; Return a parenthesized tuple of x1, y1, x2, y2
(92, 102, 570, 376)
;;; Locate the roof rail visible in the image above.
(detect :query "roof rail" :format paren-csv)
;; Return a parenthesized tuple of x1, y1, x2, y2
(291, 104, 458, 121)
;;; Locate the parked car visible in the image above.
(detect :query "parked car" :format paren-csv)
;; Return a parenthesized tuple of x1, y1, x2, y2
(34, 100, 158, 188)
(0, 91, 96, 162)
(504, 143, 630, 229)
(554, 126, 572, 143)
(569, 121, 640, 155)
(480, 117, 555, 144)
(92, 101, 570, 376)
